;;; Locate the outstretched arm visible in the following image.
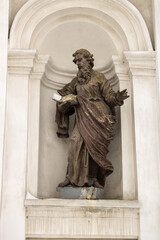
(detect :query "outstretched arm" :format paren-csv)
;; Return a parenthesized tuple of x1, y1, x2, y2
(100, 74, 129, 107)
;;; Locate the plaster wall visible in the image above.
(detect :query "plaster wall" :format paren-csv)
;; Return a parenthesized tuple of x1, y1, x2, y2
(1, 0, 160, 240)
(129, 0, 153, 45)
(39, 21, 117, 69)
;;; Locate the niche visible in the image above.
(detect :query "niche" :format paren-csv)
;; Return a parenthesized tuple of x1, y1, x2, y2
(37, 21, 123, 199)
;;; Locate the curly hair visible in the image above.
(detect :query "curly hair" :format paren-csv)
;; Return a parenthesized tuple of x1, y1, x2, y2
(73, 49, 94, 68)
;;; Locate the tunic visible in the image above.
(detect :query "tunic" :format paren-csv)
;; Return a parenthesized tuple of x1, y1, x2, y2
(56, 70, 123, 187)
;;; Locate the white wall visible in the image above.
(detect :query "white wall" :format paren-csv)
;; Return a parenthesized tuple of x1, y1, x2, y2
(0, 0, 9, 208)
(1, 0, 160, 239)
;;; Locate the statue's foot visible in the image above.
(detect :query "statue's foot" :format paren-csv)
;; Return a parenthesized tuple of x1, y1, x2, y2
(58, 178, 70, 187)
(93, 180, 103, 189)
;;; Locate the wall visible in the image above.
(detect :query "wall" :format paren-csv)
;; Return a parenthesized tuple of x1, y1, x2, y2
(9, 0, 154, 44)
(1, 0, 160, 239)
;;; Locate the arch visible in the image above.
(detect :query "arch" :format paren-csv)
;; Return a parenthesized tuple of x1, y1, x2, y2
(9, 0, 153, 51)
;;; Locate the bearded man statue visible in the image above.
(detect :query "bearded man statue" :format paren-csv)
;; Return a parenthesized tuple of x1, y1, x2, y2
(55, 49, 128, 189)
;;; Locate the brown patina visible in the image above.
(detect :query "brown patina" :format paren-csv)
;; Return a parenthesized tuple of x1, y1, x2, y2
(55, 49, 128, 188)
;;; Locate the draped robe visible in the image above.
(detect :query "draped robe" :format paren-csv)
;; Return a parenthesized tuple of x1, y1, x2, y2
(56, 70, 123, 187)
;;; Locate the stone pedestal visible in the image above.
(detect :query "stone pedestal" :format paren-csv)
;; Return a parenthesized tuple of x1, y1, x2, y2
(57, 186, 105, 200)
(25, 199, 139, 239)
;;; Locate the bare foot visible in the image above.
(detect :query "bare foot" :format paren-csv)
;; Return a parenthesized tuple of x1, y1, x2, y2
(58, 178, 70, 187)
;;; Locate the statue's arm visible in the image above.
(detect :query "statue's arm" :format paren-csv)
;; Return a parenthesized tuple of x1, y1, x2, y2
(116, 89, 129, 105)
(100, 74, 129, 107)
(57, 77, 77, 96)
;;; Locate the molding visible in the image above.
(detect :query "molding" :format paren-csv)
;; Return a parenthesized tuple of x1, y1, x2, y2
(8, 49, 37, 75)
(9, 0, 152, 51)
(112, 55, 130, 82)
(46, 57, 117, 78)
(30, 54, 49, 80)
(8, 50, 49, 77)
(124, 51, 156, 77)
(7, 50, 118, 90)
(113, 52, 156, 79)
(42, 59, 119, 90)
(33, 54, 49, 73)
(25, 199, 140, 208)
(26, 234, 138, 239)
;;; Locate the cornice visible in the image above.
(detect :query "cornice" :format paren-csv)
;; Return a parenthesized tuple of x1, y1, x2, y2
(8, 50, 49, 77)
(113, 52, 156, 80)
(8, 49, 37, 75)
(124, 51, 156, 77)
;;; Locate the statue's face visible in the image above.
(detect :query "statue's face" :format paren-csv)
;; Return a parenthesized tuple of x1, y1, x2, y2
(75, 54, 88, 69)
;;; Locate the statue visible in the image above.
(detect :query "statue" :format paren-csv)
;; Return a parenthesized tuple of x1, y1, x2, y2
(55, 49, 129, 189)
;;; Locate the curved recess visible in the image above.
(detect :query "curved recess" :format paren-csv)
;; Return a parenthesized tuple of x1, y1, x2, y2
(29, 10, 128, 54)
(42, 57, 118, 90)
(9, 0, 153, 51)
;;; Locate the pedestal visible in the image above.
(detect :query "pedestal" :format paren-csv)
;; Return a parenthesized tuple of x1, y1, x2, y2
(57, 186, 105, 200)
(25, 199, 140, 239)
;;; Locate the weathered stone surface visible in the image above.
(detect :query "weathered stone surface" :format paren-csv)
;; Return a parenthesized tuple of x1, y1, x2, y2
(25, 199, 140, 239)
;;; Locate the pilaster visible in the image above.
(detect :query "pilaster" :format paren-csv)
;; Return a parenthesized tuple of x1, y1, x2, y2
(27, 54, 49, 197)
(124, 51, 160, 240)
(0, 49, 36, 240)
(113, 55, 137, 200)
(152, 0, 160, 156)
(0, 0, 9, 210)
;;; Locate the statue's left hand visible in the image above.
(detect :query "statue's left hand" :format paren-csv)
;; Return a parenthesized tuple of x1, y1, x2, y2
(117, 89, 129, 102)
(57, 101, 71, 113)
(57, 100, 77, 113)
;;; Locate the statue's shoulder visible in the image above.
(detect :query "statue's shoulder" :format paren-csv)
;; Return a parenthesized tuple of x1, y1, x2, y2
(72, 76, 78, 82)
(94, 71, 106, 80)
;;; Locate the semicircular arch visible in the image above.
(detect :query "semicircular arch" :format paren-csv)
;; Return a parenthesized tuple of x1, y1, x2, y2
(9, 0, 153, 51)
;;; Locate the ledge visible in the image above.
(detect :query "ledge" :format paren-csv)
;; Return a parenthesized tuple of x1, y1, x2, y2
(25, 199, 139, 239)
(25, 199, 139, 208)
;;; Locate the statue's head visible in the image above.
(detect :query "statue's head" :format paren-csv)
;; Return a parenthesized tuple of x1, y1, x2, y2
(73, 49, 94, 69)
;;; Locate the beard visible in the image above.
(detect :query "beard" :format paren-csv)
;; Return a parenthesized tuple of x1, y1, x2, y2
(77, 64, 92, 84)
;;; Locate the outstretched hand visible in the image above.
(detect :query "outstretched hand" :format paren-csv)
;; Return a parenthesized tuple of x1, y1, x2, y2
(117, 89, 129, 102)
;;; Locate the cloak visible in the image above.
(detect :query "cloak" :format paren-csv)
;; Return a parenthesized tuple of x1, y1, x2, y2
(56, 71, 123, 187)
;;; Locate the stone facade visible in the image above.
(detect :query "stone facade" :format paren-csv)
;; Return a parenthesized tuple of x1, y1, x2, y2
(0, 0, 160, 240)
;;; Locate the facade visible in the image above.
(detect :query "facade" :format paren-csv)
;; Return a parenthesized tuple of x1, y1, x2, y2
(0, 0, 160, 239)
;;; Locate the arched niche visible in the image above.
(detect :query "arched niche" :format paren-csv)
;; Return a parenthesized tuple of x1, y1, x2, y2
(9, 0, 153, 199)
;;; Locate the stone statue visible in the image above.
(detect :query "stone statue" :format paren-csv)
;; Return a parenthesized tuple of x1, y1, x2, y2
(55, 49, 129, 189)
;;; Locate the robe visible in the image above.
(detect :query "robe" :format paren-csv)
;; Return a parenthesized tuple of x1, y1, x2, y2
(56, 70, 123, 187)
